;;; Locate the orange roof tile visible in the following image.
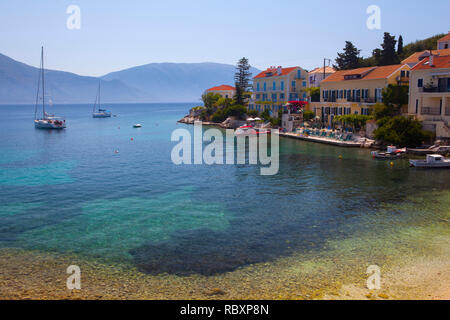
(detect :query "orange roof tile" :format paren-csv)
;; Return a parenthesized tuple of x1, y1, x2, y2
(322, 65, 407, 83)
(401, 49, 450, 65)
(412, 55, 450, 70)
(437, 32, 450, 43)
(308, 66, 336, 74)
(254, 66, 298, 79)
(206, 85, 236, 91)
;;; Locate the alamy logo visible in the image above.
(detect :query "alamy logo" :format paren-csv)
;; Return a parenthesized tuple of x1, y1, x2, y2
(366, 265, 381, 290)
(66, 265, 81, 290)
(66, 5, 81, 30)
(366, 5, 381, 30)
(171, 122, 279, 175)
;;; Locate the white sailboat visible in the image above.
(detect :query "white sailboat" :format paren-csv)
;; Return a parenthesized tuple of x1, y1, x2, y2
(92, 82, 112, 118)
(34, 47, 66, 129)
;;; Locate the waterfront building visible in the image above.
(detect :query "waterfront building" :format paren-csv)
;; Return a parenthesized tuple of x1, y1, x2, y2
(308, 66, 335, 88)
(205, 85, 236, 99)
(402, 32, 450, 68)
(308, 64, 411, 125)
(408, 54, 450, 140)
(248, 66, 308, 117)
(437, 31, 450, 50)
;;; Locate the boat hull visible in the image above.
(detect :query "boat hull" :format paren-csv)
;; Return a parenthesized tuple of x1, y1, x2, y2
(93, 113, 112, 118)
(34, 120, 66, 129)
(409, 160, 450, 168)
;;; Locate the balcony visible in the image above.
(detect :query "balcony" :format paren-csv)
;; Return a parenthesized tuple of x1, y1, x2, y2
(347, 97, 361, 103)
(421, 106, 441, 115)
(419, 86, 450, 93)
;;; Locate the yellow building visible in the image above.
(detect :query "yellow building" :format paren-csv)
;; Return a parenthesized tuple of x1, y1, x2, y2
(308, 64, 411, 125)
(248, 66, 308, 117)
(408, 54, 450, 139)
(205, 85, 236, 99)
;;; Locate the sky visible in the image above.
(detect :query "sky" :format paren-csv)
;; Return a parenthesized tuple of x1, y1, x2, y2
(0, 0, 449, 77)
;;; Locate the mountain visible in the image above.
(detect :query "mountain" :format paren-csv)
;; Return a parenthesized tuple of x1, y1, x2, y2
(0, 53, 146, 104)
(0, 52, 261, 104)
(101, 62, 261, 103)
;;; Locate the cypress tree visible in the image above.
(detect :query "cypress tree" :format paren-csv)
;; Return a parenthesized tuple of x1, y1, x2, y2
(334, 41, 362, 70)
(234, 57, 252, 105)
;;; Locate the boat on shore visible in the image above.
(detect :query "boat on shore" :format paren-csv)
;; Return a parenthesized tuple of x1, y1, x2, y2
(409, 154, 450, 168)
(92, 82, 112, 118)
(34, 47, 66, 130)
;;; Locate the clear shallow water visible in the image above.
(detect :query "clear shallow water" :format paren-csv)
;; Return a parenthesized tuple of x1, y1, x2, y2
(0, 103, 449, 276)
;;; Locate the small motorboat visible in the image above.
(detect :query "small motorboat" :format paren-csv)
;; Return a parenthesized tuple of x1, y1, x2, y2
(371, 146, 405, 160)
(133, 124, 142, 128)
(234, 125, 257, 136)
(371, 151, 402, 160)
(409, 154, 450, 168)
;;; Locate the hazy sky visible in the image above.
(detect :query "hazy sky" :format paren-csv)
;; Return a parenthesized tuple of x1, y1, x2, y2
(0, 0, 449, 76)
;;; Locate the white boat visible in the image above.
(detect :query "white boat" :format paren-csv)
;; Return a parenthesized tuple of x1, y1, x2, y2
(34, 47, 66, 130)
(133, 124, 142, 128)
(234, 125, 257, 136)
(409, 154, 450, 168)
(92, 82, 112, 118)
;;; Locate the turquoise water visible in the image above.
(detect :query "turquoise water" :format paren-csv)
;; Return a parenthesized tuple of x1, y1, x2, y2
(0, 103, 449, 276)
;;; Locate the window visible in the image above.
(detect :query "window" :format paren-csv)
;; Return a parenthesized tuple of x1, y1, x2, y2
(280, 81, 284, 91)
(291, 81, 296, 88)
(302, 81, 307, 87)
(418, 79, 423, 88)
(344, 90, 347, 99)
(401, 70, 405, 77)
(297, 70, 301, 79)
(273, 81, 276, 90)
(272, 93, 277, 102)
(264, 82, 267, 91)
(415, 99, 418, 113)
(256, 94, 260, 99)
(280, 93, 285, 100)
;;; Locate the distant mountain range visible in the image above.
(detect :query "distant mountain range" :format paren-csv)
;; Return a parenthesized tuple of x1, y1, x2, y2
(0, 53, 260, 104)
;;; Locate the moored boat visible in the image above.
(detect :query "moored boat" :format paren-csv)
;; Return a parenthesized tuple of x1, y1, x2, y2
(371, 146, 405, 160)
(409, 154, 450, 168)
(34, 47, 66, 130)
(92, 82, 112, 118)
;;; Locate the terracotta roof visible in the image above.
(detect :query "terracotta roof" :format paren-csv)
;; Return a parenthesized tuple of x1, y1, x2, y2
(412, 55, 450, 70)
(308, 66, 336, 74)
(206, 85, 236, 91)
(402, 49, 450, 65)
(437, 32, 450, 43)
(322, 65, 407, 83)
(254, 66, 298, 79)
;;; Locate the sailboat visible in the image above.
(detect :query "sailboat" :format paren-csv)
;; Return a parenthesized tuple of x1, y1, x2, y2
(34, 47, 66, 129)
(92, 82, 112, 118)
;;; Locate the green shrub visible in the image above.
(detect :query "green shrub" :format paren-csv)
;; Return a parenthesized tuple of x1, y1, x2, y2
(303, 110, 315, 122)
(374, 116, 430, 147)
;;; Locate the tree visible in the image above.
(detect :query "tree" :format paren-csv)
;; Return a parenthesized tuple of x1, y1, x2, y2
(303, 110, 315, 122)
(397, 35, 404, 56)
(234, 57, 252, 105)
(334, 41, 362, 70)
(202, 92, 221, 109)
(379, 32, 399, 65)
(381, 84, 409, 115)
(306, 87, 320, 102)
(374, 116, 430, 147)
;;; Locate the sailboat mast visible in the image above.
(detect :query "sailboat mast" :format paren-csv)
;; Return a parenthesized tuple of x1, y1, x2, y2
(41, 47, 45, 119)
